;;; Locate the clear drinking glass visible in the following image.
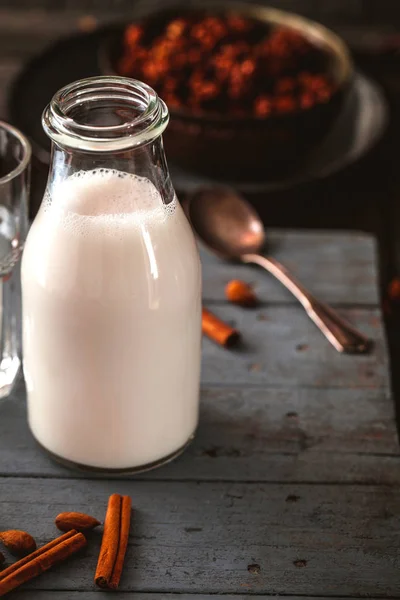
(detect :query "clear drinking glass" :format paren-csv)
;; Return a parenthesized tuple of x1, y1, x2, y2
(0, 122, 30, 398)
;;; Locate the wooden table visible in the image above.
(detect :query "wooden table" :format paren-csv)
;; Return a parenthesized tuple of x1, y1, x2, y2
(0, 229, 398, 598)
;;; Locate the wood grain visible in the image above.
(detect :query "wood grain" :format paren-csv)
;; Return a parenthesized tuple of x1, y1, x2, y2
(0, 380, 397, 483)
(201, 232, 379, 305)
(0, 479, 399, 597)
(201, 305, 388, 388)
(5, 595, 397, 600)
(0, 9, 396, 596)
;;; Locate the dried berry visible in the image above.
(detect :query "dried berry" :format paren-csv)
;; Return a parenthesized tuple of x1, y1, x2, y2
(55, 512, 101, 533)
(125, 24, 143, 46)
(276, 77, 296, 94)
(300, 91, 315, 109)
(275, 95, 297, 114)
(254, 95, 273, 117)
(0, 530, 37, 557)
(165, 18, 186, 40)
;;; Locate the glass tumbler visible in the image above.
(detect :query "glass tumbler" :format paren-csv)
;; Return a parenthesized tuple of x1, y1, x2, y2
(0, 121, 30, 398)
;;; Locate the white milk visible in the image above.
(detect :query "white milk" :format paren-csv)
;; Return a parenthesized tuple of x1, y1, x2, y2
(22, 168, 202, 470)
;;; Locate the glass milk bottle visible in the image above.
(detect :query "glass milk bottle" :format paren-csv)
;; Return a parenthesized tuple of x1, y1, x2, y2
(21, 77, 202, 472)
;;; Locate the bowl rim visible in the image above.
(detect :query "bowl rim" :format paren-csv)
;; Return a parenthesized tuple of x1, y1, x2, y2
(99, 0, 354, 124)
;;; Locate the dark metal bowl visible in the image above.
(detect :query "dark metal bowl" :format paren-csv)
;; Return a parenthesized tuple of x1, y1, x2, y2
(100, 2, 354, 182)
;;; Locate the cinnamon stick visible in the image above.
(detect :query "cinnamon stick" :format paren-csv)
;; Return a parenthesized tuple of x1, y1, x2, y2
(109, 496, 132, 589)
(0, 530, 76, 582)
(95, 493, 132, 590)
(202, 308, 240, 348)
(0, 530, 86, 597)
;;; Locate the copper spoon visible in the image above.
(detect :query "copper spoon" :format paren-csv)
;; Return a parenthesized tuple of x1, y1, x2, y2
(187, 186, 371, 354)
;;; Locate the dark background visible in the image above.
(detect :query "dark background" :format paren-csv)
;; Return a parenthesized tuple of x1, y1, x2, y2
(0, 0, 400, 23)
(1, 0, 399, 249)
(0, 0, 399, 274)
(1, 0, 400, 412)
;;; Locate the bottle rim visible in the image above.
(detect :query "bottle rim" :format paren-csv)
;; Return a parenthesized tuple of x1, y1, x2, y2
(42, 76, 169, 152)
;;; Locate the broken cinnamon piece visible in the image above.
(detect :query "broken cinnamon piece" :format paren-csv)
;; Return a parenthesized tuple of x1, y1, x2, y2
(202, 308, 240, 348)
(95, 493, 132, 590)
(0, 530, 86, 596)
(0, 530, 76, 583)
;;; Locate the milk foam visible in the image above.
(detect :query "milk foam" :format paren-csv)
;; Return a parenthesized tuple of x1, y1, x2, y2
(44, 168, 177, 238)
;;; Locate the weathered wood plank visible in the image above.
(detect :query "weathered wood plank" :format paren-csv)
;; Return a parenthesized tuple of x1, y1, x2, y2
(201, 305, 388, 388)
(6, 595, 396, 600)
(0, 478, 399, 596)
(0, 380, 397, 483)
(3, 444, 400, 484)
(201, 231, 379, 306)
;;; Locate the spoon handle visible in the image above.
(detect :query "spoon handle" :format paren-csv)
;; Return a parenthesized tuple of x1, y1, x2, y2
(241, 253, 371, 354)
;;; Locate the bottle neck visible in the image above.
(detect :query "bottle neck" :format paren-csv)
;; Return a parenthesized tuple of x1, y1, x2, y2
(49, 136, 174, 206)
(43, 76, 174, 205)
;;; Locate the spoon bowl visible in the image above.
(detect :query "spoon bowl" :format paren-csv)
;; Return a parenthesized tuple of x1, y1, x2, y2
(188, 186, 265, 258)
